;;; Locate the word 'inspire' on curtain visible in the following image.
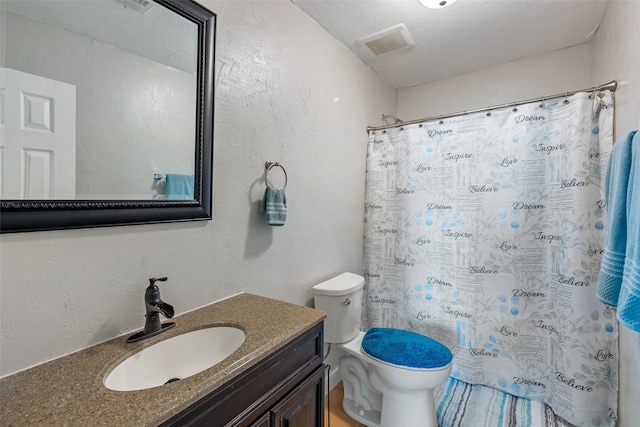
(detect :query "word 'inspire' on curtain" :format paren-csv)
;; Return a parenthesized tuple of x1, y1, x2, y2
(363, 92, 617, 426)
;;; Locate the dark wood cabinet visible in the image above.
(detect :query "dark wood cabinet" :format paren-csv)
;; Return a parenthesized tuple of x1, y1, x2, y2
(271, 366, 324, 427)
(161, 322, 324, 427)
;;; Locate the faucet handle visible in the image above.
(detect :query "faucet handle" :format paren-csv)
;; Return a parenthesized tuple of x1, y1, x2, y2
(149, 277, 168, 286)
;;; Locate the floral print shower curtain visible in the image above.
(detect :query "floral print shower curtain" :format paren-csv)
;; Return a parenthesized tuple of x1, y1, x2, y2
(363, 91, 618, 426)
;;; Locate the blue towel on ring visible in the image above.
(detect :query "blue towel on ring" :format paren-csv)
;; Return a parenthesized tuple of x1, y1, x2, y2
(260, 187, 287, 226)
(617, 131, 640, 331)
(597, 131, 636, 306)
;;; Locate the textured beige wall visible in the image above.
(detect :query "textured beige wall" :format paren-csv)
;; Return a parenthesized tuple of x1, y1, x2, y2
(397, 43, 592, 121)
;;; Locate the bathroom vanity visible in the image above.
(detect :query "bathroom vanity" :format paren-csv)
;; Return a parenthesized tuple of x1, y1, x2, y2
(0, 293, 325, 426)
(161, 323, 325, 426)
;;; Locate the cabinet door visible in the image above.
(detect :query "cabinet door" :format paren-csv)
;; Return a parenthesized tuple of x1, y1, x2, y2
(271, 367, 324, 427)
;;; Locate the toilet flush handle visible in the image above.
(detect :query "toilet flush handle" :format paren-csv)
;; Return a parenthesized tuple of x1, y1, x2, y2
(343, 298, 351, 305)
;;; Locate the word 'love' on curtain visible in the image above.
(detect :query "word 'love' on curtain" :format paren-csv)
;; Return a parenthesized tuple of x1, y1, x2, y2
(363, 91, 617, 426)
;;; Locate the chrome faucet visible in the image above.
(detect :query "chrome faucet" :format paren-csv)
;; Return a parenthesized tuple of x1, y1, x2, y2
(127, 277, 175, 343)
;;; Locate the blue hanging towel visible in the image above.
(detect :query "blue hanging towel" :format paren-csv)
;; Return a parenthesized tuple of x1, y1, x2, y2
(260, 187, 287, 226)
(166, 174, 194, 200)
(617, 131, 640, 331)
(597, 131, 636, 306)
(361, 327, 452, 369)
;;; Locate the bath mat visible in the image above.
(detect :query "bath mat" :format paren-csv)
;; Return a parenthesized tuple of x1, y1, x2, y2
(435, 377, 576, 427)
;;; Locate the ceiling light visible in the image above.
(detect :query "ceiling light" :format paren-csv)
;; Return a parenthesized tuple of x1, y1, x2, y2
(420, 0, 457, 9)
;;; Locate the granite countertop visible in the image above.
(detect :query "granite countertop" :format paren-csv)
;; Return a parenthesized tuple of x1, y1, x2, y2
(0, 293, 325, 426)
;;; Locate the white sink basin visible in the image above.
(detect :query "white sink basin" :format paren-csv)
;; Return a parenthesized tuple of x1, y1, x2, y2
(104, 326, 245, 391)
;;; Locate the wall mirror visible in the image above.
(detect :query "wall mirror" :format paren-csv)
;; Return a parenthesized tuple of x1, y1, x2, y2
(0, 0, 215, 233)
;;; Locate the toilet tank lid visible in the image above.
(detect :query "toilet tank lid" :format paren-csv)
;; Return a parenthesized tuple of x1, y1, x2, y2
(312, 272, 365, 296)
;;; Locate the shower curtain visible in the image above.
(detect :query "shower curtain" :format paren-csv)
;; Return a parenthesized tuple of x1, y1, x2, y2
(363, 91, 617, 426)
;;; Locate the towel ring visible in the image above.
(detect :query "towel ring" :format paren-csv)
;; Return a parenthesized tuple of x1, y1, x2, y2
(264, 161, 288, 189)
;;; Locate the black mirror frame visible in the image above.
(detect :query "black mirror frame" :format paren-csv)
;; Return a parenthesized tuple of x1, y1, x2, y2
(0, 0, 215, 233)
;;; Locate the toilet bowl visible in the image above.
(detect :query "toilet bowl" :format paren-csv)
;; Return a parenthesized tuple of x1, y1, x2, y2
(312, 273, 453, 427)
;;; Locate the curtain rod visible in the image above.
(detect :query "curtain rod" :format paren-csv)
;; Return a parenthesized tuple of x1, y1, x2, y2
(367, 80, 617, 132)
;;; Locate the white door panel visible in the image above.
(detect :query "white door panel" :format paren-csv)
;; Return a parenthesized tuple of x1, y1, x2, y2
(0, 67, 76, 199)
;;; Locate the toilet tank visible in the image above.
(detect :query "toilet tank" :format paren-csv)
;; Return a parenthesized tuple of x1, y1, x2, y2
(312, 272, 365, 344)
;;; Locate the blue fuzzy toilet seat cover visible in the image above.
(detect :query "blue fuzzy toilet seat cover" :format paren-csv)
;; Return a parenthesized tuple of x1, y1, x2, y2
(361, 327, 453, 369)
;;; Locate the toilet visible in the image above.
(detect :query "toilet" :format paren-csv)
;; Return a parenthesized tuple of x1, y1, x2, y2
(312, 273, 452, 427)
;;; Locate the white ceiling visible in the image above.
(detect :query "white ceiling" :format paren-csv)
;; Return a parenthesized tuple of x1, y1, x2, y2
(292, 0, 611, 88)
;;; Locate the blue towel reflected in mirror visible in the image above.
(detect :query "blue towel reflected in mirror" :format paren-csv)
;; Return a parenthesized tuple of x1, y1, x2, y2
(166, 174, 194, 200)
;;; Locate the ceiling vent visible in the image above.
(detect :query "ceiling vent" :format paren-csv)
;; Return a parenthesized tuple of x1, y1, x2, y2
(358, 24, 416, 56)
